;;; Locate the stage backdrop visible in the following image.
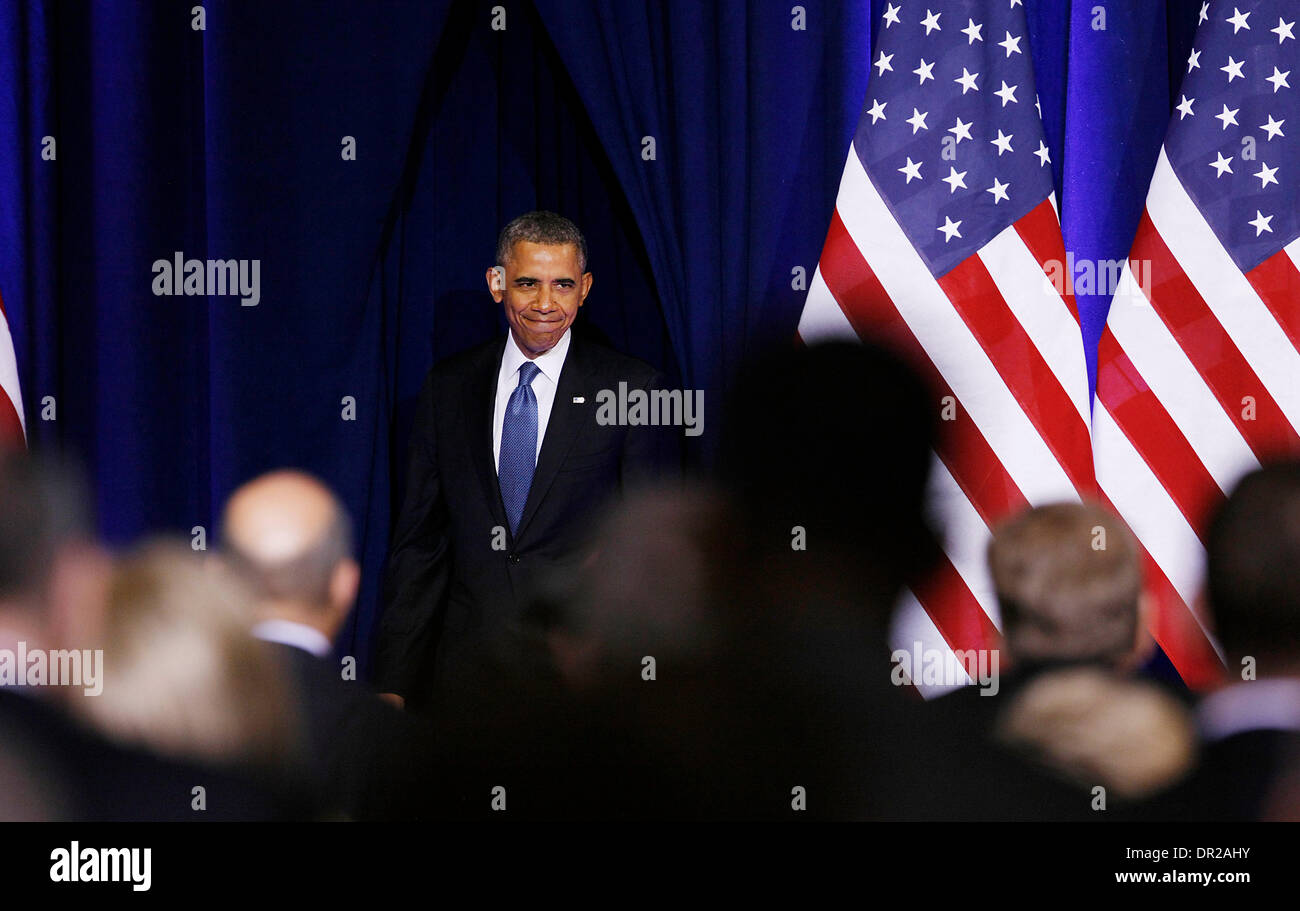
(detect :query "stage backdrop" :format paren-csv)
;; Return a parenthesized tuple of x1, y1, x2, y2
(0, 0, 1199, 676)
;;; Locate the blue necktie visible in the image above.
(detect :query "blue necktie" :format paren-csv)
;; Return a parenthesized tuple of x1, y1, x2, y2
(499, 361, 541, 536)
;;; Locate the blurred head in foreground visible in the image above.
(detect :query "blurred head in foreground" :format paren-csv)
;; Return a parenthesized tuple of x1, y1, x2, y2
(541, 483, 733, 688)
(72, 540, 295, 769)
(1206, 462, 1300, 676)
(988, 502, 1144, 670)
(220, 470, 359, 640)
(717, 340, 938, 620)
(0, 451, 107, 656)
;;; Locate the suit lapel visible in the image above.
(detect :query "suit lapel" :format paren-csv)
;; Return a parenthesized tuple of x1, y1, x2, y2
(470, 336, 508, 531)
(513, 335, 588, 542)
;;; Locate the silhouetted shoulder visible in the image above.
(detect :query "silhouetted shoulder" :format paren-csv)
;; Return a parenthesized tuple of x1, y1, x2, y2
(0, 691, 297, 821)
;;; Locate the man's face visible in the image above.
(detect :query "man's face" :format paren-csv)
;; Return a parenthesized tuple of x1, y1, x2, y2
(487, 241, 592, 358)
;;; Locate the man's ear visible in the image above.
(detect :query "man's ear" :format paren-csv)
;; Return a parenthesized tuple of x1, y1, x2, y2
(579, 271, 593, 305)
(1119, 591, 1158, 672)
(486, 265, 506, 302)
(997, 634, 1016, 675)
(329, 558, 361, 621)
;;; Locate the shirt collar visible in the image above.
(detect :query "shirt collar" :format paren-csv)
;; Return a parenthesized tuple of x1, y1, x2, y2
(502, 328, 572, 386)
(1198, 678, 1300, 741)
(252, 619, 333, 659)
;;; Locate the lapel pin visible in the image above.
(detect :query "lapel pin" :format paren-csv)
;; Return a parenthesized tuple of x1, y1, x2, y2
(572, 396, 585, 404)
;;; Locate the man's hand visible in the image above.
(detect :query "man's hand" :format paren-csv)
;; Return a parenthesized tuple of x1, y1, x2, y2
(378, 692, 406, 711)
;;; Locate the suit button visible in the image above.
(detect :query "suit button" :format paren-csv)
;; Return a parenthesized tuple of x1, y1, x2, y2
(507, 553, 520, 565)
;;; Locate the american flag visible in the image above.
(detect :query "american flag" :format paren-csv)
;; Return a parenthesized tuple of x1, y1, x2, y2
(1095, 0, 1299, 687)
(797, 0, 1094, 694)
(0, 289, 25, 449)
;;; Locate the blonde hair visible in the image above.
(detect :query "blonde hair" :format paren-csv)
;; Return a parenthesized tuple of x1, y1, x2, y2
(988, 502, 1141, 665)
(73, 540, 297, 769)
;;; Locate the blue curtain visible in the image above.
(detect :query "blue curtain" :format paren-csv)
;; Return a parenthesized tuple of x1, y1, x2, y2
(0, 0, 1204, 677)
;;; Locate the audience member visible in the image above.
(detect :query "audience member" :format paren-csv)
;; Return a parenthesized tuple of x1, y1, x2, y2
(71, 540, 297, 775)
(222, 470, 437, 819)
(1166, 463, 1300, 820)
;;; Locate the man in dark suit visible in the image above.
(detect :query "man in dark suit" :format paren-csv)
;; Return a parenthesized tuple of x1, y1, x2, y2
(917, 501, 1168, 820)
(221, 470, 439, 819)
(374, 211, 678, 715)
(1159, 463, 1300, 820)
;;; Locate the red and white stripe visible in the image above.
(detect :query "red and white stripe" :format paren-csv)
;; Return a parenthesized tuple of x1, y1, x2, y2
(0, 290, 25, 449)
(1094, 147, 1300, 688)
(799, 148, 1094, 696)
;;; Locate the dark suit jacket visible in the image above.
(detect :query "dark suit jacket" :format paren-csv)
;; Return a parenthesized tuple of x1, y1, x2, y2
(1153, 728, 1300, 821)
(266, 641, 439, 819)
(923, 664, 1197, 821)
(374, 332, 679, 709)
(0, 689, 298, 820)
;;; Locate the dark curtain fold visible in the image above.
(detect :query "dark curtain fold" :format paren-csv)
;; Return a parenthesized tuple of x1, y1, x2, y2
(533, 0, 876, 413)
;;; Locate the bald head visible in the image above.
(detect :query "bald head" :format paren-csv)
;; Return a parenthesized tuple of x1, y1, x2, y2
(222, 471, 354, 611)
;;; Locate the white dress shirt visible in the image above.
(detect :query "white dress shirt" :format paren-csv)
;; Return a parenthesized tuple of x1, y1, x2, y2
(493, 328, 572, 472)
(1198, 678, 1300, 741)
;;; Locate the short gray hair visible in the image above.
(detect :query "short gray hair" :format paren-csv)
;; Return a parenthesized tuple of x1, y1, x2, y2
(496, 210, 588, 272)
(988, 502, 1140, 666)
